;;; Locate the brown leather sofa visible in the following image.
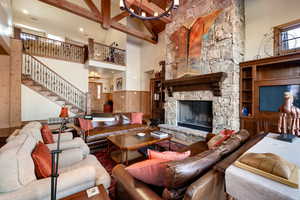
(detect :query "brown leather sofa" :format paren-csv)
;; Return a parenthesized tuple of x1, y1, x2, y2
(112, 129, 250, 200)
(74, 113, 148, 152)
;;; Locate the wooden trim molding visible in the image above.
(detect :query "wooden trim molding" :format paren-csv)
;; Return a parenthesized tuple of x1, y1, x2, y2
(165, 72, 227, 97)
(273, 18, 300, 56)
(0, 36, 10, 55)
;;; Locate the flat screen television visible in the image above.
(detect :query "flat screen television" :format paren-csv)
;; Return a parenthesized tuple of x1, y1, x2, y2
(259, 85, 300, 112)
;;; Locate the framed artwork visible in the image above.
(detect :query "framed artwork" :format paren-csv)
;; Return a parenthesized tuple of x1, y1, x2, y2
(170, 9, 222, 78)
(116, 77, 123, 90)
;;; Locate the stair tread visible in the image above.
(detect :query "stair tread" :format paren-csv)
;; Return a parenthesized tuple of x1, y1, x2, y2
(21, 54, 86, 114)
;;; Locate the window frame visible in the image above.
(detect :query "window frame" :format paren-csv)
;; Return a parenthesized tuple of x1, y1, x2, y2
(274, 19, 300, 56)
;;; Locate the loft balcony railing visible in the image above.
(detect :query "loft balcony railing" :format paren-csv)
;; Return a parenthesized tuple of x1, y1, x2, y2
(88, 38, 126, 66)
(20, 32, 86, 63)
(16, 30, 126, 66)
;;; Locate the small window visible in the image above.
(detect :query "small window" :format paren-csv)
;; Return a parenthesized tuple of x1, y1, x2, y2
(274, 19, 300, 56)
(97, 84, 102, 99)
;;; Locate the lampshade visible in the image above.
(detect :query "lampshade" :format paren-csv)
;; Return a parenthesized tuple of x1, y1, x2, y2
(59, 106, 69, 118)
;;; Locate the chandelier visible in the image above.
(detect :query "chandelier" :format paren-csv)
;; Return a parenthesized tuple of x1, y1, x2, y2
(119, 0, 180, 20)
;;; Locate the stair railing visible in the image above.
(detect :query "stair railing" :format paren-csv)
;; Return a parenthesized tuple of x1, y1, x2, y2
(21, 32, 86, 63)
(22, 53, 87, 112)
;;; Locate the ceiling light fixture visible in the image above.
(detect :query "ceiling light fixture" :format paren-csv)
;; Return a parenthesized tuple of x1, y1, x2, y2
(119, 0, 180, 20)
(22, 9, 29, 15)
(79, 27, 84, 32)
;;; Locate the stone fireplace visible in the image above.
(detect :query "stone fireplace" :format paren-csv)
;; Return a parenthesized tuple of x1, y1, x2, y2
(178, 100, 213, 132)
(164, 0, 245, 134)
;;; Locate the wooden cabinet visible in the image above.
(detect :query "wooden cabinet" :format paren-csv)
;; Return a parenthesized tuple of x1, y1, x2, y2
(150, 61, 166, 123)
(150, 78, 165, 122)
(240, 52, 300, 136)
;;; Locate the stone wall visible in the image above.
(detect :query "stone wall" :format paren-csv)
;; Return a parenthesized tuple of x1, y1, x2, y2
(164, 0, 245, 133)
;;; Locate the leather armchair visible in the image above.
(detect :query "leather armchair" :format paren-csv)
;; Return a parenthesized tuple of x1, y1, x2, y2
(112, 130, 250, 200)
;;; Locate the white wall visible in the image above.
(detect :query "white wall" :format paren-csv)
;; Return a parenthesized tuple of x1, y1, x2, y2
(140, 31, 166, 91)
(125, 39, 142, 91)
(245, 0, 300, 61)
(21, 57, 88, 121)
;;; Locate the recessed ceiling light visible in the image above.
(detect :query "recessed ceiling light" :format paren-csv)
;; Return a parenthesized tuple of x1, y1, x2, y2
(22, 9, 29, 15)
(111, 71, 115, 73)
(79, 28, 84, 32)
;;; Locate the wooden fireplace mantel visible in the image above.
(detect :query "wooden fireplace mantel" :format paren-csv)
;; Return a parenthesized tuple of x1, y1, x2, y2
(164, 72, 227, 97)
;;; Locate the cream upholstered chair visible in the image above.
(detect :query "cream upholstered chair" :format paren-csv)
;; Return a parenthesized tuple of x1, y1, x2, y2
(7, 121, 90, 158)
(0, 134, 111, 200)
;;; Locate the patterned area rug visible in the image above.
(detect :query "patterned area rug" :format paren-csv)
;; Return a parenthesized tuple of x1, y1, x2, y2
(94, 141, 187, 200)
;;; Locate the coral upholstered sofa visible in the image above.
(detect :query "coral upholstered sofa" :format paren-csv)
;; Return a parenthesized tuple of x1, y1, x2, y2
(0, 126, 111, 200)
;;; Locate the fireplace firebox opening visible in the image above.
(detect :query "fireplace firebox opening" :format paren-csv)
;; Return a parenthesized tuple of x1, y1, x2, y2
(177, 100, 213, 132)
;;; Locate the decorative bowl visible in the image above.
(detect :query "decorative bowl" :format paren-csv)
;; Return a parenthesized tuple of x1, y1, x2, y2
(137, 132, 146, 137)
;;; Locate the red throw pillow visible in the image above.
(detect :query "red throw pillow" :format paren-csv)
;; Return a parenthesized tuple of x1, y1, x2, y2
(131, 112, 143, 125)
(126, 159, 169, 186)
(78, 118, 93, 131)
(207, 129, 236, 149)
(31, 141, 52, 179)
(148, 149, 191, 161)
(41, 125, 54, 144)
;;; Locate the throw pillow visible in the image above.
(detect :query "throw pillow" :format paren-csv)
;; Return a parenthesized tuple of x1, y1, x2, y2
(104, 115, 120, 126)
(131, 112, 143, 124)
(31, 141, 52, 179)
(148, 149, 191, 161)
(207, 129, 235, 149)
(78, 118, 93, 131)
(41, 125, 54, 144)
(121, 114, 131, 125)
(126, 159, 169, 186)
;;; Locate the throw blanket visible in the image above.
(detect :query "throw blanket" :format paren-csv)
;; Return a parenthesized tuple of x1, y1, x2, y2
(225, 134, 300, 200)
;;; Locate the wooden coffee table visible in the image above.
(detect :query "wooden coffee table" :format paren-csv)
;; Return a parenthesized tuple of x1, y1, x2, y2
(61, 185, 110, 200)
(107, 129, 171, 165)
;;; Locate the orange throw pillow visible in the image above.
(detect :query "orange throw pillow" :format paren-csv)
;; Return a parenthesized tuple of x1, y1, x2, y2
(126, 159, 169, 186)
(207, 129, 235, 149)
(78, 118, 93, 131)
(41, 125, 54, 144)
(148, 149, 191, 161)
(31, 141, 52, 179)
(131, 112, 143, 124)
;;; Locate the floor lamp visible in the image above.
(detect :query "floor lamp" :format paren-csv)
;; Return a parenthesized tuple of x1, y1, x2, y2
(51, 106, 69, 200)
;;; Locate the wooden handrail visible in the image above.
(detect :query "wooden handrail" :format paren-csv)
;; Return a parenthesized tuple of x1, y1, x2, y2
(22, 53, 87, 111)
(21, 32, 86, 64)
(93, 41, 126, 52)
(21, 32, 85, 48)
(88, 38, 126, 66)
(25, 52, 85, 95)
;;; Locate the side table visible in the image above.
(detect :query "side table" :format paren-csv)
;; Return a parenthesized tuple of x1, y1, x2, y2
(61, 185, 110, 200)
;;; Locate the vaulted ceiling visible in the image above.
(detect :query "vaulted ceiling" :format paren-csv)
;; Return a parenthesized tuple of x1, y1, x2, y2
(15, 0, 171, 44)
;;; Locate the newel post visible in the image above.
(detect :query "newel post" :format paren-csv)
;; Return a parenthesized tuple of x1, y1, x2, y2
(88, 38, 94, 60)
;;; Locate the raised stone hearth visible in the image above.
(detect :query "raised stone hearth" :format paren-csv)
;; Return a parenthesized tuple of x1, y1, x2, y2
(164, 0, 245, 134)
(159, 124, 207, 144)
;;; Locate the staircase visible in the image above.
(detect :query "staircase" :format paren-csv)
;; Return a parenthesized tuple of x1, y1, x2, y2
(22, 53, 87, 115)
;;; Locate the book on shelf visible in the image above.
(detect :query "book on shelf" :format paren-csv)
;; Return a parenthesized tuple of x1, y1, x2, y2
(151, 131, 169, 139)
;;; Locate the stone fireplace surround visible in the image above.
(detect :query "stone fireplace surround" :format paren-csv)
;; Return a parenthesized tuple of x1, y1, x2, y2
(162, 0, 245, 143)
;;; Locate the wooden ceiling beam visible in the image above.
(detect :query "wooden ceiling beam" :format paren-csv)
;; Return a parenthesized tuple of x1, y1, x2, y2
(111, 11, 130, 23)
(101, 0, 111, 29)
(127, 0, 172, 23)
(38, 0, 102, 22)
(83, 0, 102, 19)
(111, 21, 158, 44)
(143, 21, 158, 41)
(38, 0, 157, 44)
